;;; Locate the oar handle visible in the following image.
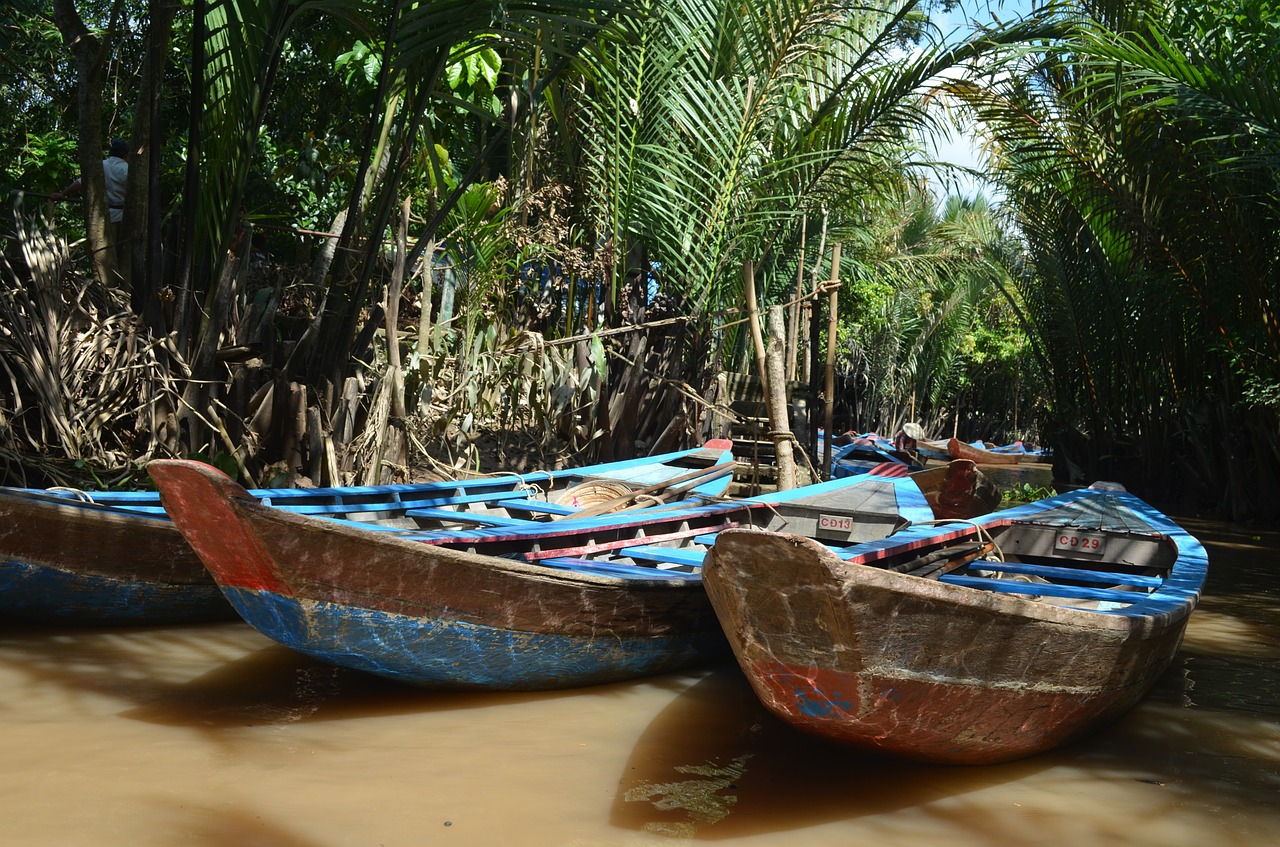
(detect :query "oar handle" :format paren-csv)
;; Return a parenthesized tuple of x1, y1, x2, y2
(554, 460, 736, 520)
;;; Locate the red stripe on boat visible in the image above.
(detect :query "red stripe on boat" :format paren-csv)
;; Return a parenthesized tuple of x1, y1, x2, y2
(746, 660, 1138, 765)
(148, 460, 286, 594)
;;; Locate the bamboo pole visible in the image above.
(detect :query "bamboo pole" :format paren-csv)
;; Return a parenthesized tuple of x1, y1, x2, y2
(786, 215, 806, 382)
(802, 210, 828, 387)
(822, 243, 842, 477)
(744, 259, 769, 398)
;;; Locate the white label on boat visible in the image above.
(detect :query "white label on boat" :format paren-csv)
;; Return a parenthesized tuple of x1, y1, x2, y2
(1054, 531, 1106, 555)
(819, 514, 854, 532)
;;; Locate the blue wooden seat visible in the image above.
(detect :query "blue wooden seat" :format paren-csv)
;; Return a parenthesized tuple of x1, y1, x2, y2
(489, 498, 579, 516)
(939, 573, 1152, 605)
(537, 557, 703, 581)
(962, 560, 1163, 589)
(274, 487, 532, 516)
(400, 508, 526, 527)
(614, 544, 707, 568)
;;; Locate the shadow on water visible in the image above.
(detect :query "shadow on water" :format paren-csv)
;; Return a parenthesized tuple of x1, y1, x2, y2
(0, 620, 591, 730)
(151, 803, 321, 847)
(612, 518, 1280, 840)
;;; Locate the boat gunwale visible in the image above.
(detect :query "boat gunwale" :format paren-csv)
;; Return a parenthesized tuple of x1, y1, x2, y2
(764, 487, 1207, 626)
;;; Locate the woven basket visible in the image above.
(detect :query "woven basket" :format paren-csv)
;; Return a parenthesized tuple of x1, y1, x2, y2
(553, 480, 636, 511)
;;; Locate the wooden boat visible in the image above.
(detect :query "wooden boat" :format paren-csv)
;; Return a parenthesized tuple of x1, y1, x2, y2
(148, 460, 935, 689)
(914, 437, 953, 461)
(830, 437, 922, 478)
(947, 436, 1023, 465)
(987, 441, 1052, 459)
(0, 443, 735, 625)
(702, 483, 1207, 764)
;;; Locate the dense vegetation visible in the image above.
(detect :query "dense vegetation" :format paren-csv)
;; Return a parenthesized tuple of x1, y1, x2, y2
(1, 0, 1276, 520)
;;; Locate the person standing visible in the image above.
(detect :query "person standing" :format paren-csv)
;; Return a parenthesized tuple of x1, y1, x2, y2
(52, 137, 129, 227)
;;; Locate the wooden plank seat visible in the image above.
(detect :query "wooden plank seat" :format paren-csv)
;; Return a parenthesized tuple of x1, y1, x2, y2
(485, 498, 579, 516)
(521, 521, 740, 562)
(961, 560, 1164, 589)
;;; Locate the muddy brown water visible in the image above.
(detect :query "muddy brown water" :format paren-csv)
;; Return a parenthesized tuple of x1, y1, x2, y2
(2, 518, 1277, 846)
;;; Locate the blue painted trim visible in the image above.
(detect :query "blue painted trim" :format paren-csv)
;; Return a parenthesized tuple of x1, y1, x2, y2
(0, 559, 232, 624)
(2, 444, 734, 519)
(963, 560, 1163, 588)
(939, 574, 1151, 604)
(832, 487, 1207, 620)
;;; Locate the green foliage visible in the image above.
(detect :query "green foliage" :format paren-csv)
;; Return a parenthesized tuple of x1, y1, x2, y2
(1001, 482, 1058, 506)
(5, 131, 77, 195)
(335, 39, 382, 88)
(833, 181, 1048, 440)
(569, 0, 1049, 320)
(955, 0, 1280, 515)
(187, 450, 242, 481)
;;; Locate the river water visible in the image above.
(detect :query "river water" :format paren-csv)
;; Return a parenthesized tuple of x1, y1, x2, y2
(2, 518, 1278, 846)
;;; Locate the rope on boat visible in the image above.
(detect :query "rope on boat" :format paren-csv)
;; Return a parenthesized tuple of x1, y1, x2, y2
(46, 487, 97, 503)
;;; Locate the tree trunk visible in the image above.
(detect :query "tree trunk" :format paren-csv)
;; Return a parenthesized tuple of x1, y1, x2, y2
(374, 198, 411, 483)
(52, 0, 118, 288)
(801, 210, 828, 387)
(743, 259, 769, 397)
(786, 215, 806, 382)
(766, 305, 797, 489)
(823, 243, 842, 477)
(127, 0, 180, 321)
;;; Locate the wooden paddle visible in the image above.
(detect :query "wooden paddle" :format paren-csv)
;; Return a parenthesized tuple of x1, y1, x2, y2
(890, 540, 996, 579)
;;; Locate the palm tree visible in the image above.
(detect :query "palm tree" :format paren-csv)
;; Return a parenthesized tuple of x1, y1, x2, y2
(837, 183, 1043, 439)
(960, 0, 1280, 517)
(546, 0, 1057, 452)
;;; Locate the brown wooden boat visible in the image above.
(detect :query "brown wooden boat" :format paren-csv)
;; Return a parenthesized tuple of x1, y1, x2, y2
(148, 459, 935, 689)
(702, 485, 1207, 764)
(0, 490, 231, 624)
(947, 437, 1023, 465)
(0, 444, 734, 624)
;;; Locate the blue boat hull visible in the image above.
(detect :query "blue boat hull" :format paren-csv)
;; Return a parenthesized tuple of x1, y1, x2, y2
(1, 559, 233, 624)
(224, 587, 727, 689)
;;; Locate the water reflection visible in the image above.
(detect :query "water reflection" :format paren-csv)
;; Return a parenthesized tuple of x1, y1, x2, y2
(0, 517, 1278, 846)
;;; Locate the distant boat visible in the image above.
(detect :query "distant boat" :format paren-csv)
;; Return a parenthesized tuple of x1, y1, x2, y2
(0, 443, 735, 625)
(987, 441, 1053, 459)
(947, 436, 1023, 465)
(914, 437, 953, 461)
(830, 435, 922, 478)
(149, 460, 934, 690)
(703, 484, 1207, 764)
